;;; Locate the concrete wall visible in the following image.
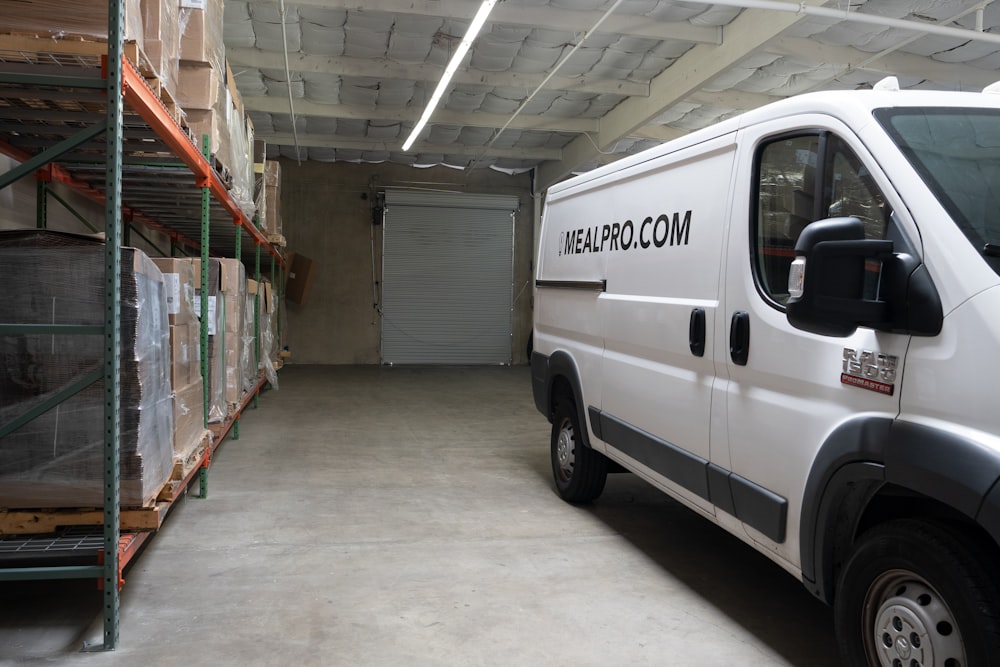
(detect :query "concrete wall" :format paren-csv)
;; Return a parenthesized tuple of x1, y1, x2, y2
(279, 160, 535, 365)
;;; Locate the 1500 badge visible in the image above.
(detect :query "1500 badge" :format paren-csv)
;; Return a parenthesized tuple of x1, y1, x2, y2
(842, 348, 897, 395)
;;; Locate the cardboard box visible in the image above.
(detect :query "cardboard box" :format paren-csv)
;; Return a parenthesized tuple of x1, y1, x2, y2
(226, 58, 245, 120)
(152, 257, 197, 326)
(140, 0, 180, 97)
(177, 63, 219, 111)
(1, 0, 144, 44)
(167, 321, 202, 390)
(186, 258, 227, 422)
(172, 380, 207, 460)
(0, 232, 173, 508)
(185, 108, 221, 156)
(285, 252, 317, 305)
(179, 0, 223, 68)
(216, 259, 246, 406)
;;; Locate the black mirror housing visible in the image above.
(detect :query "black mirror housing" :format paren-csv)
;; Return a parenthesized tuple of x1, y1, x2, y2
(786, 217, 893, 337)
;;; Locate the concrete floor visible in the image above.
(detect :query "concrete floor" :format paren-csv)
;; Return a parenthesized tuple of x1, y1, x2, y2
(0, 366, 838, 666)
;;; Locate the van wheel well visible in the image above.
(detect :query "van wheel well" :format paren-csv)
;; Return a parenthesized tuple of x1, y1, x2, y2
(549, 376, 574, 421)
(831, 484, 1000, 597)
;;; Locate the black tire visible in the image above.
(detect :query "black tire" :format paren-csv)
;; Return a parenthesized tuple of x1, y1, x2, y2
(550, 396, 607, 503)
(834, 518, 1000, 667)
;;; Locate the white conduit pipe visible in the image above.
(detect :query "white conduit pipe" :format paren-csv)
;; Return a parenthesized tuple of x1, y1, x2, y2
(710, 0, 1000, 46)
(471, 0, 628, 167)
(278, 0, 302, 165)
(805, 2, 992, 91)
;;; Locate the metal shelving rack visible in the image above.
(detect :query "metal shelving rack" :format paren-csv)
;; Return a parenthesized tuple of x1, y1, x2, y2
(0, 1, 280, 650)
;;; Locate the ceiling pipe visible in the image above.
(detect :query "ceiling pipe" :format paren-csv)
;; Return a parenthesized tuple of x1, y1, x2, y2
(803, 2, 994, 92)
(710, 0, 1000, 46)
(470, 0, 628, 169)
(278, 0, 302, 165)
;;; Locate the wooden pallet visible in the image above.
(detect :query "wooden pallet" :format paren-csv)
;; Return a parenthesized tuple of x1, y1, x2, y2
(0, 432, 212, 535)
(0, 31, 142, 69)
(267, 233, 286, 247)
(157, 431, 211, 503)
(0, 503, 167, 536)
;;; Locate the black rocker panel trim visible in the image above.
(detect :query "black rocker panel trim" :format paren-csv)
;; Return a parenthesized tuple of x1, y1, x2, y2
(707, 464, 735, 516)
(597, 411, 710, 501)
(592, 409, 788, 542)
(729, 473, 788, 543)
(588, 406, 603, 440)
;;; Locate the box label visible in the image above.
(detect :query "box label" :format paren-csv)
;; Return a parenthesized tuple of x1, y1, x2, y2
(193, 295, 218, 336)
(163, 273, 181, 315)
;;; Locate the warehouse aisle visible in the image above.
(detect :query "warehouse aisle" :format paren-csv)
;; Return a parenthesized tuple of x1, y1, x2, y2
(0, 366, 838, 666)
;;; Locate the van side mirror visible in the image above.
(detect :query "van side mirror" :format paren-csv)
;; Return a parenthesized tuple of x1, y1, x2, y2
(785, 217, 893, 337)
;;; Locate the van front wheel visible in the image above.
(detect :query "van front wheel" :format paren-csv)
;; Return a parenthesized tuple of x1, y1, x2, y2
(551, 398, 607, 503)
(835, 519, 1000, 667)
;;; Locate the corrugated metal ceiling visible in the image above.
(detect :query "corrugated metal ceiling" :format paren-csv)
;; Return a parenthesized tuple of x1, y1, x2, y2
(224, 0, 1000, 187)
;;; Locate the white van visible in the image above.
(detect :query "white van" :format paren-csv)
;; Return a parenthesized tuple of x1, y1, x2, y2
(530, 78, 1000, 666)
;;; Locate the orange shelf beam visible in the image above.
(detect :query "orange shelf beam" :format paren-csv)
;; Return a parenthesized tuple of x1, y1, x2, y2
(119, 57, 275, 255)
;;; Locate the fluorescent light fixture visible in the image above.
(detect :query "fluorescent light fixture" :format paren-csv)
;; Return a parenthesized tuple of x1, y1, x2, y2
(401, 0, 498, 151)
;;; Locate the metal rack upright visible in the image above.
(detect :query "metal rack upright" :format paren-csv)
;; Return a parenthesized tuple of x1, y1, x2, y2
(0, 0, 281, 650)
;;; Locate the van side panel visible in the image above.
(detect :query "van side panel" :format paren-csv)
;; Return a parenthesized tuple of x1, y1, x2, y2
(534, 178, 614, 445)
(599, 136, 736, 513)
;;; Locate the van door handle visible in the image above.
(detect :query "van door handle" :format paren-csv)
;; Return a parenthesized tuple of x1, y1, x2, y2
(689, 308, 706, 357)
(730, 311, 750, 366)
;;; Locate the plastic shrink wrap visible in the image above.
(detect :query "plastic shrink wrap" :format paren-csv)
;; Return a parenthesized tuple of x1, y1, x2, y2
(0, 231, 173, 508)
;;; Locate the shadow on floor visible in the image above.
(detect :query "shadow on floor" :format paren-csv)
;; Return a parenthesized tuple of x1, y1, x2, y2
(520, 446, 839, 667)
(0, 578, 101, 659)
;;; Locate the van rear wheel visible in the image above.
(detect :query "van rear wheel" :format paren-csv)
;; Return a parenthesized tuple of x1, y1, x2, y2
(834, 519, 1000, 667)
(551, 398, 607, 503)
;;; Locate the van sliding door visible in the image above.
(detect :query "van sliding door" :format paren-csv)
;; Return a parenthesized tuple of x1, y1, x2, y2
(596, 135, 737, 515)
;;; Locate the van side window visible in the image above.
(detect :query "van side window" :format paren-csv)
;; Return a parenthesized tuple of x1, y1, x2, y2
(754, 133, 890, 305)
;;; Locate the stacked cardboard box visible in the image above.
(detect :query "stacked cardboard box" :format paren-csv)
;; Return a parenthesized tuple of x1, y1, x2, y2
(187, 258, 226, 423)
(0, 231, 173, 508)
(256, 279, 279, 386)
(151, 258, 208, 459)
(262, 160, 282, 239)
(178, 0, 254, 217)
(218, 259, 247, 410)
(242, 280, 258, 392)
(140, 0, 179, 100)
(1, 1, 180, 103)
(0, 1, 145, 45)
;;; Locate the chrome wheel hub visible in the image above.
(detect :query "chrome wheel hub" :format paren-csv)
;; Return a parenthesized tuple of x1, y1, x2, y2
(555, 421, 575, 481)
(868, 571, 965, 667)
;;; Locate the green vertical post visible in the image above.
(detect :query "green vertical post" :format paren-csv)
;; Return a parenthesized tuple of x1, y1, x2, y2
(276, 251, 284, 356)
(35, 179, 47, 229)
(253, 233, 260, 410)
(270, 253, 276, 371)
(102, 0, 125, 651)
(198, 134, 210, 499)
(233, 217, 241, 440)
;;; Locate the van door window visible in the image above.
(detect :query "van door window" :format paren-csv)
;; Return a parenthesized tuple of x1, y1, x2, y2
(754, 133, 890, 305)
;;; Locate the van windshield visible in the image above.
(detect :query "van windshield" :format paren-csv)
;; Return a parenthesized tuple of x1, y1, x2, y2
(874, 107, 1000, 276)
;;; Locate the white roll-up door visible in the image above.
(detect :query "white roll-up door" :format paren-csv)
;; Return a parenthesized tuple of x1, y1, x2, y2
(381, 190, 517, 365)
